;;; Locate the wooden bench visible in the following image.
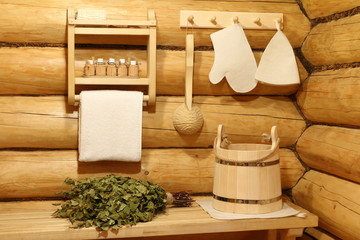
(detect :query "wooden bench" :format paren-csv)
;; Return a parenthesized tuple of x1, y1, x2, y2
(0, 197, 317, 240)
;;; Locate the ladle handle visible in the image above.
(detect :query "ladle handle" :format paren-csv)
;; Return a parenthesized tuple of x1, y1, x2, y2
(185, 34, 194, 111)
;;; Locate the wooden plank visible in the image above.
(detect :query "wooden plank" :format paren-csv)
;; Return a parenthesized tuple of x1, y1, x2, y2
(302, 14, 360, 66)
(0, 229, 267, 240)
(300, 0, 359, 19)
(305, 227, 338, 240)
(179, 10, 283, 30)
(75, 77, 150, 85)
(0, 47, 308, 96)
(296, 125, 360, 184)
(0, 148, 304, 199)
(292, 170, 360, 240)
(0, 198, 317, 240)
(0, 1, 310, 48)
(71, 19, 156, 27)
(74, 27, 150, 35)
(297, 67, 360, 126)
(0, 96, 306, 149)
(67, 9, 76, 105)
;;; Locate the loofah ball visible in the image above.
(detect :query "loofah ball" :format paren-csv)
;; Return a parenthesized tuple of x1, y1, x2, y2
(173, 104, 204, 135)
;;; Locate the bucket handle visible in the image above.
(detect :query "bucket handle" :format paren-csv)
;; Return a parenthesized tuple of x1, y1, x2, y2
(214, 125, 280, 162)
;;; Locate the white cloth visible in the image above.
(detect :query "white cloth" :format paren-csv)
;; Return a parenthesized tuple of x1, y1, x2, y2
(255, 27, 300, 85)
(78, 90, 143, 162)
(209, 23, 299, 92)
(209, 24, 258, 93)
(197, 199, 301, 220)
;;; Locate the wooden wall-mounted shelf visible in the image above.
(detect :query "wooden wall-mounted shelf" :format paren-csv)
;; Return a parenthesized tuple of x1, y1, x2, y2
(67, 8, 157, 106)
(180, 10, 283, 30)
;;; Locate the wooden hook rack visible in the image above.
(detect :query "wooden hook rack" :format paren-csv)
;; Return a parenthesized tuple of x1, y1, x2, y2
(180, 10, 283, 30)
(67, 8, 157, 106)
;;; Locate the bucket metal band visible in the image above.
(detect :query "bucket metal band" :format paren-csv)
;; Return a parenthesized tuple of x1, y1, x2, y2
(215, 158, 279, 167)
(213, 194, 282, 205)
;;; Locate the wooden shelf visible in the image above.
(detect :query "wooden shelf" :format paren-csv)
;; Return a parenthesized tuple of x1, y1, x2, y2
(68, 19, 156, 27)
(0, 197, 317, 240)
(74, 27, 150, 35)
(75, 77, 150, 85)
(67, 8, 157, 106)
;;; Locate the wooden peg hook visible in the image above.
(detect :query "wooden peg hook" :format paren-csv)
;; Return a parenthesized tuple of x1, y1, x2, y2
(274, 17, 282, 30)
(187, 15, 194, 24)
(253, 17, 261, 25)
(233, 16, 239, 24)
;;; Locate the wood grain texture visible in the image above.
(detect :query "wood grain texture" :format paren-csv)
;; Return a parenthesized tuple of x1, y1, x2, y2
(0, 1, 310, 48)
(302, 14, 360, 66)
(297, 125, 360, 184)
(300, 0, 359, 19)
(0, 96, 305, 149)
(0, 197, 317, 240)
(0, 148, 303, 199)
(0, 47, 307, 96)
(292, 170, 360, 240)
(297, 67, 360, 126)
(305, 227, 338, 240)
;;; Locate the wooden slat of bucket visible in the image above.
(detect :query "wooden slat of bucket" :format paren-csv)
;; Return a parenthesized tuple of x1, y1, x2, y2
(212, 141, 282, 214)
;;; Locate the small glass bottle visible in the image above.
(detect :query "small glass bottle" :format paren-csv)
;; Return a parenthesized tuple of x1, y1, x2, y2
(128, 60, 139, 78)
(96, 58, 106, 76)
(118, 58, 128, 77)
(107, 58, 117, 77)
(84, 59, 95, 76)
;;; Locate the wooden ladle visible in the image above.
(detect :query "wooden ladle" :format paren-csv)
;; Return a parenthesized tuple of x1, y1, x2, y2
(173, 34, 204, 135)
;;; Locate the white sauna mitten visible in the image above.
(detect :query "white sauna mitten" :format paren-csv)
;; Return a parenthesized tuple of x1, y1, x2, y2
(255, 22, 300, 85)
(209, 24, 257, 93)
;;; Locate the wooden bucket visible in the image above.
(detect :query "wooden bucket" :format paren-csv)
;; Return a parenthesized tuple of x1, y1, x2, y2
(212, 125, 282, 214)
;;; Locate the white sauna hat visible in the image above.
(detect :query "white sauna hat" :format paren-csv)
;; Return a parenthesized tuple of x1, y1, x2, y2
(254, 21, 300, 85)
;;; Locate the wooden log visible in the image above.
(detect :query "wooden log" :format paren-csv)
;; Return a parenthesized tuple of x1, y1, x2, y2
(302, 14, 360, 66)
(300, 0, 359, 19)
(0, 96, 305, 149)
(297, 67, 360, 126)
(292, 170, 360, 240)
(0, 1, 310, 48)
(0, 148, 303, 199)
(0, 47, 308, 96)
(296, 125, 360, 184)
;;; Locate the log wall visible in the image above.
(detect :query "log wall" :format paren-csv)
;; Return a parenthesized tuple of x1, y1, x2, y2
(293, 171, 360, 240)
(301, 14, 360, 66)
(6, 0, 354, 239)
(297, 67, 360, 126)
(0, 47, 308, 96)
(295, 2, 360, 239)
(0, 149, 304, 199)
(300, 0, 359, 19)
(297, 125, 360, 184)
(0, 96, 305, 149)
(0, 0, 308, 206)
(0, 1, 309, 48)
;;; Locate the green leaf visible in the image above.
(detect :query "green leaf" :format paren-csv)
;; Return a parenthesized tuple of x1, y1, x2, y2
(52, 174, 167, 230)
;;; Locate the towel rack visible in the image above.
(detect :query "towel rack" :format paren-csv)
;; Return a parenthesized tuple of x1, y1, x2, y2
(67, 8, 157, 106)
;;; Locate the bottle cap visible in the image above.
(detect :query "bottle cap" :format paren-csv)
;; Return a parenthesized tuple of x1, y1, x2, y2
(119, 59, 126, 64)
(88, 59, 94, 64)
(109, 58, 115, 63)
(130, 60, 137, 65)
(97, 58, 104, 64)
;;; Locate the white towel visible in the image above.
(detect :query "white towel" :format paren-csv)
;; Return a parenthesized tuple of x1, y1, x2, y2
(78, 90, 143, 162)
